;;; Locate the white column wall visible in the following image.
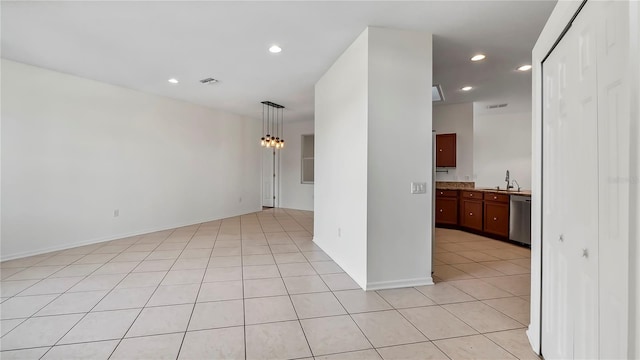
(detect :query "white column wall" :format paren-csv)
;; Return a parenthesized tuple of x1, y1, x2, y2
(315, 27, 433, 290)
(314, 30, 370, 288)
(630, 1, 640, 357)
(366, 27, 433, 289)
(1, 59, 262, 260)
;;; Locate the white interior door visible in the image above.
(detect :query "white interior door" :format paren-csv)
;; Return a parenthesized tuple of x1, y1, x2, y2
(542, 2, 599, 358)
(542, 1, 630, 358)
(262, 148, 275, 207)
(542, 25, 575, 359)
(596, 1, 630, 357)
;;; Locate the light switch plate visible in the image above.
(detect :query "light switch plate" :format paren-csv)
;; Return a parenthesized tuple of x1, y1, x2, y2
(411, 182, 427, 194)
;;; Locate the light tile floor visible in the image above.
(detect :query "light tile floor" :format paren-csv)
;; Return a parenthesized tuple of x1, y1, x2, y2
(0, 209, 539, 359)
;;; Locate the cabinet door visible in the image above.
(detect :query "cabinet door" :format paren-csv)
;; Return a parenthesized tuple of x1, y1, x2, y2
(435, 134, 456, 167)
(460, 200, 482, 231)
(484, 202, 509, 237)
(436, 197, 458, 225)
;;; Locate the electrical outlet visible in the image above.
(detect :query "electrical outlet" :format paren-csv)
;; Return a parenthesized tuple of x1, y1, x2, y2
(114, 209, 119, 217)
(411, 182, 427, 194)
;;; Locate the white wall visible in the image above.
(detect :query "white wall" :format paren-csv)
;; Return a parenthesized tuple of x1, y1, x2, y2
(315, 27, 433, 290)
(473, 105, 532, 190)
(366, 27, 432, 289)
(279, 120, 314, 211)
(314, 29, 370, 288)
(433, 103, 473, 182)
(629, 1, 640, 357)
(1, 59, 262, 260)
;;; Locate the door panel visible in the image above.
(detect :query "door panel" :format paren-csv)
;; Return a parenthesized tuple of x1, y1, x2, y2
(596, 1, 630, 357)
(262, 149, 274, 207)
(571, 7, 599, 359)
(542, 33, 574, 359)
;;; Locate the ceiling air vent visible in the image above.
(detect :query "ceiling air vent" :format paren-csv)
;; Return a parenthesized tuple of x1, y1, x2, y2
(200, 78, 219, 85)
(486, 103, 508, 109)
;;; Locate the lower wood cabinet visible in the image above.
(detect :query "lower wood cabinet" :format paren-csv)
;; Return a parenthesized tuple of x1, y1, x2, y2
(460, 199, 483, 231)
(435, 197, 458, 225)
(483, 192, 510, 238)
(436, 189, 518, 240)
(484, 201, 509, 237)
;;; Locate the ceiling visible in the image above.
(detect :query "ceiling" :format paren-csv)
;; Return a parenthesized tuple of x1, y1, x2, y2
(1, 1, 556, 122)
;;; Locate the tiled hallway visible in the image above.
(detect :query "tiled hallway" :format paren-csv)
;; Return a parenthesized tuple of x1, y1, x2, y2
(0, 209, 538, 359)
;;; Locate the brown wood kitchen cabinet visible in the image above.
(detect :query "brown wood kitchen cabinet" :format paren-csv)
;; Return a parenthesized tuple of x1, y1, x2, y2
(483, 192, 509, 238)
(459, 190, 483, 231)
(435, 190, 458, 226)
(435, 133, 456, 167)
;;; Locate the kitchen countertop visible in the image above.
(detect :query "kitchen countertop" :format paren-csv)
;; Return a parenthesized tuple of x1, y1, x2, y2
(436, 187, 532, 196)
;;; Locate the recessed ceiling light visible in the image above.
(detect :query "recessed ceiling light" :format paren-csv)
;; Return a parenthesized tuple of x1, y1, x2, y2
(471, 54, 486, 61)
(269, 45, 282, 53)
(168, 78, 179, 84)
(461, 86, 473, 91)
(517, 65, 532, 71)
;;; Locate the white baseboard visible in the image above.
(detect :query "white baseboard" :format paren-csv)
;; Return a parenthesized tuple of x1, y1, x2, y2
(365, 277, 434, 291)
(1, 207, 261, 262)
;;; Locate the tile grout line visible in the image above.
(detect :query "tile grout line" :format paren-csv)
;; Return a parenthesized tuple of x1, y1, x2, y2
(33, 232, 172, 359)
(242, 214, 248, 360)
(0, 239, 149, 337)
(269, 211, 314, 358)
(1, 240, 150, 347)
(174, 220, 215, 360)
(1, 237, 153, 350)
(102, 227, 196, 360)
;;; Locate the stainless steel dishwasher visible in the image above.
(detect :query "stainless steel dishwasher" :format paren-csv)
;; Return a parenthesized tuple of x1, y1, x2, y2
(509, 195, 531, 245)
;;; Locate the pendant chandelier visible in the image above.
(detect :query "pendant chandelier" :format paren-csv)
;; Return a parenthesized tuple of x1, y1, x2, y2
(260, 101, 285, 150)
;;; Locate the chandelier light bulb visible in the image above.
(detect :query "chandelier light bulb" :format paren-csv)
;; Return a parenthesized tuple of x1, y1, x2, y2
(261, 137, 266, 146)
(280, 140, 285, 149)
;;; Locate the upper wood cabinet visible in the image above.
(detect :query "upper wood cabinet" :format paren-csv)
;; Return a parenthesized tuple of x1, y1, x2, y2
(436, 133, 456, 167)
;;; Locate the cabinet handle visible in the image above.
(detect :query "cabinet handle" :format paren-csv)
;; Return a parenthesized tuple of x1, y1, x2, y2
(440, 192, 443, 195)
(439, 149, 443, 152)
(470, 194, 473, 197)
(493, 196, 497, 200)
(439, 209, 443, 213)
(493, 217, 497, 221)
(469, 212, 473, 216)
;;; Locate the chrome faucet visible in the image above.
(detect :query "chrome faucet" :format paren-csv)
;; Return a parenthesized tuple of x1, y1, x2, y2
(505, 170, 513, 190)
(512, 179, 521, 192)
